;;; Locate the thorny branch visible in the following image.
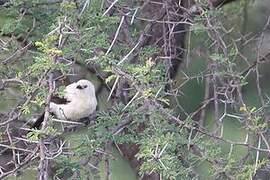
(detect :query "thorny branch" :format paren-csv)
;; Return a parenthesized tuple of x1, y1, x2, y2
(1, 0, 270, 179)
(37, 73, 54, 180)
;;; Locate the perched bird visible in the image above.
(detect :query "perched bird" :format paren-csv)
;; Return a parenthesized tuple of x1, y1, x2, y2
(31, 79, 97, 129)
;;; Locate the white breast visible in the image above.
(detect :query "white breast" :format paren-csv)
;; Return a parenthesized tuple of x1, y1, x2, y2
(50, 95, 97, 120)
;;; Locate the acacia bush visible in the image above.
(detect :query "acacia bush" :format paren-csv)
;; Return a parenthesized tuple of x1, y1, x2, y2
(0, 0, 270, 179)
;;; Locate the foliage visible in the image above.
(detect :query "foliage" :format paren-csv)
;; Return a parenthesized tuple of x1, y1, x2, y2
(0, 0, 269, 180)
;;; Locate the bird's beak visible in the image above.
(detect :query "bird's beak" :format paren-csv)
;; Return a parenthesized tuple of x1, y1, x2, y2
(76, 85, 88, 89)
(76, 85, 83, 89)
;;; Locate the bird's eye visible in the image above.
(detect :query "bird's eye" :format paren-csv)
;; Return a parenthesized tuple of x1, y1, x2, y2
(76, 85, 83, 89)
(83, 85, 88, 88)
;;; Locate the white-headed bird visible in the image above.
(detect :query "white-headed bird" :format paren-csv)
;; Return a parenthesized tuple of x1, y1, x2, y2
(32, 79, 97, 128)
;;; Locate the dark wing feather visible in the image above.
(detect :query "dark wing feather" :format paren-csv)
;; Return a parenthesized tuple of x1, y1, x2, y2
(31, 96, 70, 129)
(51, 96, 70, 104)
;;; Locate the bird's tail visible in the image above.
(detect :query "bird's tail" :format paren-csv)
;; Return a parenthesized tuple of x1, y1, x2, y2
(31, 112, 44, 129)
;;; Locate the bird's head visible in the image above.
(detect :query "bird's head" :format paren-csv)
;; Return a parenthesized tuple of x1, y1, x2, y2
(75, 79, 96, 96)
(64, 79, 96, 101)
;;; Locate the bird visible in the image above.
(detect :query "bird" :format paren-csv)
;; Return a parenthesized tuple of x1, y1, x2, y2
(31, 79, 97, 129)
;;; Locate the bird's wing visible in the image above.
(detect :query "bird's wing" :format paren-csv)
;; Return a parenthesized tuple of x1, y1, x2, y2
(51, 96, 70, 104)
(31, 96, 71, 129)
